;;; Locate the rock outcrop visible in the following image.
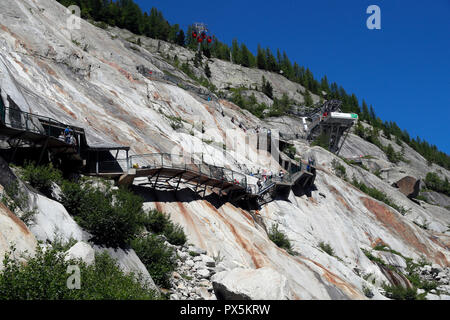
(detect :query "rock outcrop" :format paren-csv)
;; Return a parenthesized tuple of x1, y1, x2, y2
(64, 241, 95, 265)
(392, 176, 421, 199)
(0, 0, 448, 300)
(212, 267, 294, 300)
(0, 201, 37, 270)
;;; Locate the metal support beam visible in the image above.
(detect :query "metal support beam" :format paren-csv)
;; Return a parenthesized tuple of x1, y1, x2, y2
(38, 137, 49, 165)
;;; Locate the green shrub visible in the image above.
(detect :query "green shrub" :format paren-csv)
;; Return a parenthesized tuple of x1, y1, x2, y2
(61, 182, 144, 248)
(21, 162, 62, 197)
(382, 284, 419, 300)
(164, 223, 187, 246)
(143, 210, 169, 234)
(268, 224, 292, 252)
(319, 241, 335, 256)
(143, 210, 187, 246)
(425, 172, 450, 197)
(361, 248, 386, 266)
(331, 159, 346, 178)
(60, 180, 88, 217)
(131, 235, 176, 288)
(80, 187, 144, 248)
(0, 246, 157, 300)
(351, 178, 407, 214)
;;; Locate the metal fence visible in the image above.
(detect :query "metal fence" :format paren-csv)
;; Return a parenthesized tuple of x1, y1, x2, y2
(0, 105, 82, 141)
(128, 153, 248, 188)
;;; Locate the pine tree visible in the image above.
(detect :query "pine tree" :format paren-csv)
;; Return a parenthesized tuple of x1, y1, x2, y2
(231, 39, 240, 64)
(176, 29, 185, 46)
(361, 100, 370, 121)
(240, 43, 251, 67)
(320, 76, 330, 95)
(261, 76, 273, 99)
(257, 44, 266, 70)
(303, 89, 313, 107)
(205, 63, 211, 78)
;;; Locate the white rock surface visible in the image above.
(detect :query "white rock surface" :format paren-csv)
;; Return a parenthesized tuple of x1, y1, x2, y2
(0, 202, 37, 269)
(0, 0, 448, 300)
(64, 241, 95, 265)
(28, 193, 89, 243)
(212, 267, 295, 300)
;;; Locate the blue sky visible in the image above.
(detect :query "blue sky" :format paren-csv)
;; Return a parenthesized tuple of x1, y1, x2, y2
(136, 0, 450, 153)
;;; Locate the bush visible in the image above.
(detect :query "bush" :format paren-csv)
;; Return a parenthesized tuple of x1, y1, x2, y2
(382, 284, 419, 300)
(0, 246, 157, 300)
(268, 224, 292, 253)
(79, 187, 144, 248)
(351, 178, 407, 214)
(61, 182, 144, 248)
(164, 223, 187, 246)
(143, 210, 187, 246)
(319, 241, 335, 256)
(21, 162, 62, 197)
(60, 180, 88, 217)
(331, 159, 346, 178)
(131, 235, 176, 288)
(425, 172, 450, 197)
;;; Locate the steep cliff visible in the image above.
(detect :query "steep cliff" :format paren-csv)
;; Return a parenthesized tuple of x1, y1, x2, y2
(0, 0, 448, 300)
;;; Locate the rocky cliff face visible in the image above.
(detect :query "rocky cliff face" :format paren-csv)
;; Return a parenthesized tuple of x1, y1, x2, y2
(0, 0, 449, 300)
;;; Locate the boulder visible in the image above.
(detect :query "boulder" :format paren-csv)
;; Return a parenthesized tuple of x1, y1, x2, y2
(392, 176, 420, 199)
(28, 193, 88, 243)
(188, 245, 207, 256)
(64, 241, 95, 265)
(0, 202, 37, 270)
(197, 268, 211, 279)
(211, 267, 294, 300)
(376, 251, 407, 270)
(201, 254, 216, 268)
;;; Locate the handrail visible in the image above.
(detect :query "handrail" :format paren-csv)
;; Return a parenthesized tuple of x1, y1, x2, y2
(0, 105, 84, 137)
(128, 153, 248, 189)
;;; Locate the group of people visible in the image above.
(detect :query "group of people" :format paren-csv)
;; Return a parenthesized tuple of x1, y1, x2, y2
(253, 168, 287, 191)
(58, 126, 77, 145)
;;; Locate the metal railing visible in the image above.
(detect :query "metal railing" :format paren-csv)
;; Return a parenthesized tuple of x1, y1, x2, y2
(127, 153, 248, 189)
(0, 105, 83, 140)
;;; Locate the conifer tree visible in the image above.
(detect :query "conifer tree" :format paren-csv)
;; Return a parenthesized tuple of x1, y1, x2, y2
(257, 44, 266, 70)
(205, 63, 211, 78)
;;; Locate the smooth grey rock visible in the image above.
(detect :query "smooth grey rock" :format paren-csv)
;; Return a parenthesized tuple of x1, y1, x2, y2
(197, 268, 211, 279)
(211, 267, 294, 300)
(201, 254, 216, 267)
(188, 246, 207, 255)
(64, 241, 95, 265)
(185, 259, 195, 267)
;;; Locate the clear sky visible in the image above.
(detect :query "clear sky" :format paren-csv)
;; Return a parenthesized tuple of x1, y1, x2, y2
(136, 0, 450, 153)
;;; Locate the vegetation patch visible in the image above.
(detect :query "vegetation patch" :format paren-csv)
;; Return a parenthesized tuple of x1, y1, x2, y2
(131, 235, 176, 288)
(424, 172, 450, 197)
(268, 224, 296, 255)
(351, 178, 407, 214)
(61, 180, 144, 248)
(318, 241, 335, 257)
(142, 209, 187, 246)
(331, 159, 347, 179)
(20, 162, 62, 198)
(0, 245, 157, 300)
